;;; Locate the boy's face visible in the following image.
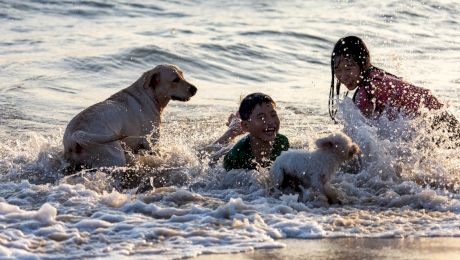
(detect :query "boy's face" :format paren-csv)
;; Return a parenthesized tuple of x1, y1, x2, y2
(242, 102, 280, 142)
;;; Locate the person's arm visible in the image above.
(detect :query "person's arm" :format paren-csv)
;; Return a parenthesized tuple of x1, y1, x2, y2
(197, 113, 245, 165)
(213, 113, 245, 145)
(422, 89, 444, 110)
(371, 79, 393, 109)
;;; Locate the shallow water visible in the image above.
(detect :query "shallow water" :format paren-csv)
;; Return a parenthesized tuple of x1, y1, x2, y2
(198, 238, 460, 260)
(1, 0, 460, 258)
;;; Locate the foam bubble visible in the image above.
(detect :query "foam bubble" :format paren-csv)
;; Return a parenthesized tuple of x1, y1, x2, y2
(100, 190, 128, 208)
(35, 203, 57, 225)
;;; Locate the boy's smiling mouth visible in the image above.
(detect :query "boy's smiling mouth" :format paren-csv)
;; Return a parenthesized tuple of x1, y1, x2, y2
(264, 127, 277, 137)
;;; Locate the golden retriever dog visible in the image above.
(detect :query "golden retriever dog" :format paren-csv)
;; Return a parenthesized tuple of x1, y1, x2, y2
(63, 64, 197, 169)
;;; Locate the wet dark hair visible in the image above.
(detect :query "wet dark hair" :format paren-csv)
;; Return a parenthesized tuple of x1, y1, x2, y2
(238, 92, 276, 121)
(329, 36, 372, 121)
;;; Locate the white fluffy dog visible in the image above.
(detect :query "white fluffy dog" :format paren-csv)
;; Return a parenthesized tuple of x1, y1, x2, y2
(63, 64, 197, 169)
(270, 132, 359, 204)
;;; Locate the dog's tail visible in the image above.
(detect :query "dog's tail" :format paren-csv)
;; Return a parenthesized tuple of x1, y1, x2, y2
(71, 130, 126, 147)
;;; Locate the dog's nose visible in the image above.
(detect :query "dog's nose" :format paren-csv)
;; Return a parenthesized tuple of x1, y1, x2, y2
(189, 85, 197, 96)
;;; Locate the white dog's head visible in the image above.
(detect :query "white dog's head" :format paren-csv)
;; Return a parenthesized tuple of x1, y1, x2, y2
(143, 64, 197, 102)
(315, 132, 360, 161)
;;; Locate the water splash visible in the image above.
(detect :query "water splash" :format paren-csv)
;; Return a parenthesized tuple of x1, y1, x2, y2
(332, 97, 460, 210)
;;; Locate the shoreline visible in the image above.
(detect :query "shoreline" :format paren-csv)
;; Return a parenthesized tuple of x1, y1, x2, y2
(196, 237, 460, 259)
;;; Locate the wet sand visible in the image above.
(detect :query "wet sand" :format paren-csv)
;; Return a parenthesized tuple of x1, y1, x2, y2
(197, 237, 460, 259)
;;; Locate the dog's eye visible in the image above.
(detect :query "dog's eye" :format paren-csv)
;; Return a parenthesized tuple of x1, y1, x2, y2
(172, 77, 180, 83)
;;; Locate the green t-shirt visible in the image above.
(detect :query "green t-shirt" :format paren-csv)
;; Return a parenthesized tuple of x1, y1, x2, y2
(223, 133, 290, 171)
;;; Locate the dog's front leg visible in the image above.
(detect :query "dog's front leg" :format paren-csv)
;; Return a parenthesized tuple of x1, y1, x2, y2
(323, 181, 340, 204)
(143, 127, 160, 153)
(119, 136, 147, 154)
(298, 186, 329, 206)
(298, 185, 313, 203)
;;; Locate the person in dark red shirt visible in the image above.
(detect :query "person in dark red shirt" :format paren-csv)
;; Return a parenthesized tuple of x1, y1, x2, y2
(328, 35, 459, 146)
(329, 35, 443, 120)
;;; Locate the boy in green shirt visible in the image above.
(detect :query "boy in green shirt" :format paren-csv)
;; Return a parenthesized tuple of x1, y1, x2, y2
(216, 92, 290, 171)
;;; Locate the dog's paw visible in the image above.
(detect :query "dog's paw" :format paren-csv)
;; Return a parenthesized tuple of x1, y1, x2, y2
(297, 186, 313, 203)
(298, 186, 330, 207)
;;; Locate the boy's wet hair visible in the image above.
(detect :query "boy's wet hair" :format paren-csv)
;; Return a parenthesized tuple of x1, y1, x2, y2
(329, 36, 371, 121)
(238, 92, 276, 121)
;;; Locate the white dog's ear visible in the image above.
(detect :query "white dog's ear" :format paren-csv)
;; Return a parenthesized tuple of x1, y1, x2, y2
(143, 70, 160, 89)
(315, 138, 334, 149)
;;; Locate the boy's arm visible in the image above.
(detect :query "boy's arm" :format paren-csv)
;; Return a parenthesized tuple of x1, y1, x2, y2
(214, 113, 245, 145)
(196, 114, 243, 165)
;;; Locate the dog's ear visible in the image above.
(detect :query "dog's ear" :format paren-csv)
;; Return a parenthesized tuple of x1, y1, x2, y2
(315, 138, 334, 150)
(350, 144, 360, 155)
(143, 70, 160, 89)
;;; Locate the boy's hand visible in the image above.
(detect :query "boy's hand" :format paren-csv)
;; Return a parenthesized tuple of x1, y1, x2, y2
(226, 113, 245, 137)
(213, 112, 245, 145)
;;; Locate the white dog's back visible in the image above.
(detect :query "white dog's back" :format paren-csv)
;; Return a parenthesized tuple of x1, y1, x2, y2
(271, 149, 313, 188)
(270, 132, 360, 203)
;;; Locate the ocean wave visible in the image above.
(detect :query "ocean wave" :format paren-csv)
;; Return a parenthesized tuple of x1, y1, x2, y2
(3, 0, 188, 19)
(239, 30, 330, 45)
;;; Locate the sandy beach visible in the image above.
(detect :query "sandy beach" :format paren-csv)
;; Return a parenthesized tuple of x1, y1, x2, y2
(197, 237, 460, 259)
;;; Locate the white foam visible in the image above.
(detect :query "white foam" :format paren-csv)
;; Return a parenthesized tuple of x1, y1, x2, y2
(74, 219, 112, 231)
(0, 202, 22, 215)
(35, 203, 57, 225)
(0, 201, 56, 225)
(100, 190, 128, 208)
(1, 99, 460, 259)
